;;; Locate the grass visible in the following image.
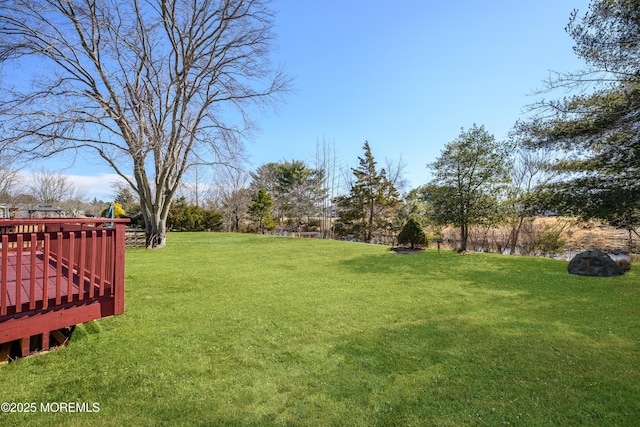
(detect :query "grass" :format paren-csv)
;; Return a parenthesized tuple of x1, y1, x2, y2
(1, 232, 639, 426)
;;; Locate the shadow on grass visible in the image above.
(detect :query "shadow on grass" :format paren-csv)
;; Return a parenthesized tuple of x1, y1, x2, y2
(315, 314, 640, 426)
(337, 249, 464, 278)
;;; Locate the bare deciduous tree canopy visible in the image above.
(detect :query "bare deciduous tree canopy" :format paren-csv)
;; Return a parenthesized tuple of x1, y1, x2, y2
(28, 168, 88, 206)
(0, 0, 290, 248)
(0, 156, 18, 200)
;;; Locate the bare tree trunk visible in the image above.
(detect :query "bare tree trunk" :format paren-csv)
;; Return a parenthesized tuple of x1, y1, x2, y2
(139, 191, 171, 249)
(146, 215, 168, 249)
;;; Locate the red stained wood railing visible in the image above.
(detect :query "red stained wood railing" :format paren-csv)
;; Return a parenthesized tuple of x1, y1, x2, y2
(0, 218, 129, 357)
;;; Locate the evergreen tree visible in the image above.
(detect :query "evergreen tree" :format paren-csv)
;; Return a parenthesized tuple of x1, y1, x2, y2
(249, 163, 283, 222)
(334, 142, 401, 243)
(518, 0, 640, 234)
(248, 189, 277, 234)
(250, 160, 326, 228)
(397, 218, 427, 249)
(167, 197, 222, 231)
(275, 161, 326, 226)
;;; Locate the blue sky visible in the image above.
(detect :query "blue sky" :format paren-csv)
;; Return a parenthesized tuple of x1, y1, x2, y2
(24, 0, 591, 199)
(254, 0, 590, 188)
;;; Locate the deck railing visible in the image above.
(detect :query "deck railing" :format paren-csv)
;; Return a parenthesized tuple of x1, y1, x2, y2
(0, 218, 129, 318)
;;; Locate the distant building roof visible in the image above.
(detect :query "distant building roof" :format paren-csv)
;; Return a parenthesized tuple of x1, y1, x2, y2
(28, 205, 66, 218)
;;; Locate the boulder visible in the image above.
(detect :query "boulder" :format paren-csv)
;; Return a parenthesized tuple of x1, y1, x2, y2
(567, 250, 624, 277)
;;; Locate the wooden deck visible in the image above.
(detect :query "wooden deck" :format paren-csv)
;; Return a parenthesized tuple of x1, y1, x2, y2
(0, 218, 129, 359)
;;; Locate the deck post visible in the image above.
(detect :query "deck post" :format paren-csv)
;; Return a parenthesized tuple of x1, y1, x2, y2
(21, 336, 29, 357)
(1, 234, 7, 317)
(42, 331, 50, 351)
(113, 222, 126, 315)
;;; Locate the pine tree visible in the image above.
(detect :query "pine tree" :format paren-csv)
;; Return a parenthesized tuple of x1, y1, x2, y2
(518, 0, 640, 233)
(334, 142, 401, 243)
(248, 189, 277, 234)
(397, 218, 427, 249)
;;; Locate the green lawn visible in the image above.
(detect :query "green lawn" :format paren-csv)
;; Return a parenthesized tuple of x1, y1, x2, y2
(1, 233, 639, 426)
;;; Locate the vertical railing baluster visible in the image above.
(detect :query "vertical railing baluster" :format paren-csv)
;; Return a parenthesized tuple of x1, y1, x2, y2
(78, 230, 86, 301)
(89, 230, 96, 299)
(67, 231, 75, 303)
(99, 229, 107, 296)
(55, 232, 62, 306)
(29, 233, 37, 310)
(15, 234, 23, 313)
(42, 234, 50, 310)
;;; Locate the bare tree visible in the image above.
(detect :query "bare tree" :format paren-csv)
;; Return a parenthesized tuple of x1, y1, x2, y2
(175, 162, 216, 208)
(314, 137, 339, 238)
(0, 156, 18, 202)
(215, 166, 250, 232)
(0, 0, 290, 248)
(504, 145, 558, 254)
(27, 168, 88, 206)
(384, 155, 409, 195)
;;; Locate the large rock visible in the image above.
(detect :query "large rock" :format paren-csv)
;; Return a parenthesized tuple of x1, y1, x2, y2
(567, 250, 624, 277)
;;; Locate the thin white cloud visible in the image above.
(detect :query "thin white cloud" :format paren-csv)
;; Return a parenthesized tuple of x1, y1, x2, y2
(64, 173, 126, 200)
(19, 171, 126, 201)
